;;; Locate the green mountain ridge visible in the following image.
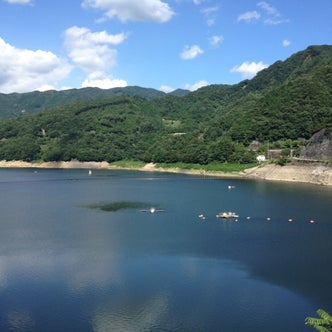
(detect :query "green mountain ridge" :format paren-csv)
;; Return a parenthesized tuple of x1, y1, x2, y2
(0, 45, 331, 164)
(0, 86, 189, 119)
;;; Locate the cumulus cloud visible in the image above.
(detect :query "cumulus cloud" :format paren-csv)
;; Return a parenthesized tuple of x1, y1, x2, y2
(237, 11, 260, 23)
(64, 26, 128, 88)
(209, 35, 223, 47)
(82, 72, 127, 89)
(184, 80, 209, 91)
(0, 38, 71, 93)
(180, 45, 204, 60)
(64, 26, 127, 72)
(230, 61, 268, 79)
(81, 0, 174, 23)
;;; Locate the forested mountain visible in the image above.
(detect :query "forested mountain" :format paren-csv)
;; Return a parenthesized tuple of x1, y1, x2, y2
(0, 45, 331, 164)
(0, 86, 175, 119)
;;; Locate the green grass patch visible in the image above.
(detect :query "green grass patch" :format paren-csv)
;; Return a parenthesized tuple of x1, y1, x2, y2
(155, 162, 258, 173)
(110, 160, 146, 168)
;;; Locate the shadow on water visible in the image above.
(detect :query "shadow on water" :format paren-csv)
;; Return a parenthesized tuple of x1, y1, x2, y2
(86, 201, 149, 212)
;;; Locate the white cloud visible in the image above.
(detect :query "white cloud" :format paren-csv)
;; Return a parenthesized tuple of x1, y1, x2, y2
(65, 26, 127, 50)
(264, 17, 289, 25)
(209, 35, 223, 47)
(230, 61, 268, 79)
(82, 72, 127, 89)
(238, 2, 288, 25)
(159, 85, 174, 93)
(184, 80, 209, 91)
(0, 38, 72, 93)
(202, 6, 219, 26)
(257, 1, 279, 16)
(202, 6, 218, 16)
(282, 39, 291, 47)
(180, 45, 204, 60)
(237, 11, 260, 23)
(64, 26, 128, 88)
(81, 0, 174, 23)
(3, 0, 32, 4)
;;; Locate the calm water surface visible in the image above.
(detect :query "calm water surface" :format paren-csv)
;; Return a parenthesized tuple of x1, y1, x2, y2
(0, 169, 331, 331)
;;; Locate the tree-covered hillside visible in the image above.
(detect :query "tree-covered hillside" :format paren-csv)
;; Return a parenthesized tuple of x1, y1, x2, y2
(0, 86, 173, 119)
(0, 45, 331, 164)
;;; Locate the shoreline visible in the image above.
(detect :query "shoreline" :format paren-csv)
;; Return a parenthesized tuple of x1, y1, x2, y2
(0, 160, 331, 186)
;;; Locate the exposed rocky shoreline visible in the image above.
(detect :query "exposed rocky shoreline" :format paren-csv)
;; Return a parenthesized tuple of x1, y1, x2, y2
(241, 163, 332, 186)
(0, 160, 331, 186)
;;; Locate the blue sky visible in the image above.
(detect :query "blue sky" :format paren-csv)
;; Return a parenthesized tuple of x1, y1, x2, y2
(0, 0, 331, 93)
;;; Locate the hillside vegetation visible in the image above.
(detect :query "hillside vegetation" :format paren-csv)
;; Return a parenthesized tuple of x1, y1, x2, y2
(0, 86, 182, 119)
(0, 45, 331, 165)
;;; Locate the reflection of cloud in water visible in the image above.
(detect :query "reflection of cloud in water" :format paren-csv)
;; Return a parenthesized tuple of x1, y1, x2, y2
(65, 250, 123, 292)
(0, 262, 8, 288)
(0, 248, 123, 293)
(7, 310, 35, 331)
(0, 218, 124, 293)
(92, 293, 169, 332)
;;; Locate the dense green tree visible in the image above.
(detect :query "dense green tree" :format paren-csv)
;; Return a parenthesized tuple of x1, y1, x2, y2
(305, 309, 332, 331)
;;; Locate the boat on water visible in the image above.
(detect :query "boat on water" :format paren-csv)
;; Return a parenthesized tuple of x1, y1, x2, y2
(140, 207, 165, 214)
(216, 212, 239, 219)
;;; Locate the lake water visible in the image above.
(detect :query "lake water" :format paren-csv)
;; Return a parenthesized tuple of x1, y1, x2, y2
(0, 168, 331, 332)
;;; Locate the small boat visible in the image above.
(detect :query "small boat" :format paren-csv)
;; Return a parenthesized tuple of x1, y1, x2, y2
(140, 207, 165, 214)
(216, 212, 239, 219)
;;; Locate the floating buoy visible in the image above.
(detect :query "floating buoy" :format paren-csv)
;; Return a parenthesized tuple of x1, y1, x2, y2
(246, 216, 251, 220)
(288, 218, 293, 222)
(309, 219, 315, 224)
(88, 169, 92, 176)
(266, 217, 271, 221)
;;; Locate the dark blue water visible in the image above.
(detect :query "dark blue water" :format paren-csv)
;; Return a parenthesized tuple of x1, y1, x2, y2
(0, 168, 331, 331)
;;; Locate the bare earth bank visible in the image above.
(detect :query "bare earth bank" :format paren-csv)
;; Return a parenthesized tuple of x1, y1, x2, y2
(0, 160, 331, 186)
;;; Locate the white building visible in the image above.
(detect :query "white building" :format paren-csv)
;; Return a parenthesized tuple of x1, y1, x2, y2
(256, 155, 266, 162)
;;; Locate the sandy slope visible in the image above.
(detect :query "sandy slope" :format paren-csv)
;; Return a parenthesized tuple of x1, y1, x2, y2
(0, 160, 331, 186)
(241, 163, 332, 186)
